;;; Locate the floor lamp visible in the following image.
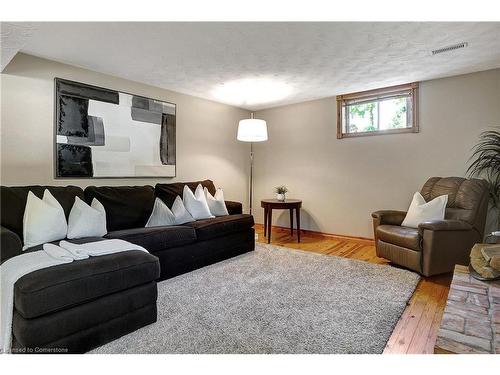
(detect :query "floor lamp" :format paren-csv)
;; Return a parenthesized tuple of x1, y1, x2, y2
(237, 113, 268, 215)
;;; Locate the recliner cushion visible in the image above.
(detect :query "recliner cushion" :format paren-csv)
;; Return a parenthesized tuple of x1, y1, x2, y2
(105, 226, 197, 253)
(14, 250, 160, 319)
(420, 177, 489, 225)
(376, 225, 421, 251)
(184, 214, 254, 241)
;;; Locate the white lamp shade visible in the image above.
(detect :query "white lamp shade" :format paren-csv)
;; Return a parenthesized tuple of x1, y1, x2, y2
(237, 119, 268, 142)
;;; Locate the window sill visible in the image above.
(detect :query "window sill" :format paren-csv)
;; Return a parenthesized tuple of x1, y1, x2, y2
(337, 127, 419, 139)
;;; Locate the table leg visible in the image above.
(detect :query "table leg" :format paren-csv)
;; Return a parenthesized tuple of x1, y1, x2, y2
(263, 207, 268, 237)
(296, 208, 301, 243)
(267, 209, 272, 244)
(289, 208, 293, 236)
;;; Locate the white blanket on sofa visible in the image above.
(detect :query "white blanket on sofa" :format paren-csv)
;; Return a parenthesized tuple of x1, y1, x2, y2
(0, 239, 147, 353)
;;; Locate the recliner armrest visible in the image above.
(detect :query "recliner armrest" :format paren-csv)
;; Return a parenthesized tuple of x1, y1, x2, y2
(418, 220, 472, 236)
(1, 225, 23, 264)
(225, 201, 243, 215)
(418, 220, 477, 276)
(371, 210, 407, 226)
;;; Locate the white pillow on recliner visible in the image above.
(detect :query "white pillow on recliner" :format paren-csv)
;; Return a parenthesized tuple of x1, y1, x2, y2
(401, 192, 448, 229)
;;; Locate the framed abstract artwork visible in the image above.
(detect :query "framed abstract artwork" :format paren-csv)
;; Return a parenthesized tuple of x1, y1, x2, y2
(54, 78, 176, 178)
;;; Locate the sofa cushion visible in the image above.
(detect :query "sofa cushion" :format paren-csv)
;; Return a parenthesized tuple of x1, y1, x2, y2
(84, 186, 155, 231)
(0, 185, 84, 239)
(14, 248, 160, 319)
(105, 226, 197, 253)
(13, 282, 157, 348)
(155, 180, 216, 207)
(376, 225, 421, 251)
(184, 214, 254, 241)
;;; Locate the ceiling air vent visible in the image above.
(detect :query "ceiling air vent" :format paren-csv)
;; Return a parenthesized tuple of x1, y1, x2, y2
(431, 42, 468, 55)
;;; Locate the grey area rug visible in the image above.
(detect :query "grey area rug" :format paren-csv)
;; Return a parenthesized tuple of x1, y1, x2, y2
(91, 244, 420, 354)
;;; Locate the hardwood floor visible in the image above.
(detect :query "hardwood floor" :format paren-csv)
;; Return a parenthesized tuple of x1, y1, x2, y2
(254, 224, 452, 354)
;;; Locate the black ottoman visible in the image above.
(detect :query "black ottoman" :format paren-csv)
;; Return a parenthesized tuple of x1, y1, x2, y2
(11, 250, 160, 353)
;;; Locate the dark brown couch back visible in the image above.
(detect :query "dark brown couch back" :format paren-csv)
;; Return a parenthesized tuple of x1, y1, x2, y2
(0, 185, 85, 240)
(155, 179, 216, 207)
(84, 185, 155, 232)
(0, 181, 218, 238)
(420, 177, 489, 235)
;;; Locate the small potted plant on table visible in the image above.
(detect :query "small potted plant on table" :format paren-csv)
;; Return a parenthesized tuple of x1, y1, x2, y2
(275, 185, 288, 202)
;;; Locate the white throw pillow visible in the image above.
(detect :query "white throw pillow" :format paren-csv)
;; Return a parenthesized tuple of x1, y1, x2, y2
(183, 184, 214, 220)
(204, 187, 229, 216)
(401, 192, 448, 229)
(23, 190, 68, 250)
(171, 196, 195, 224)
(67, 197, 107, 239)
(146, 198, 176, 227)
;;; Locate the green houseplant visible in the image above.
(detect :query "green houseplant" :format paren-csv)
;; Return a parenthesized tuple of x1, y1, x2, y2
(274, 185, 288, 202)
(467, 127, 500, 232)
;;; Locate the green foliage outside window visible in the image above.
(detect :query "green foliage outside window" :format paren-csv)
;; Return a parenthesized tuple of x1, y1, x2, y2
(348, 98, 407, 132)
(349, 103, 376, 132)
(389, 98, 407, 129)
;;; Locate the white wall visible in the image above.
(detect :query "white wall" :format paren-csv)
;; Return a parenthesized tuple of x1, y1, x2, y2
(1, 53, 250, 206)
(2, 55, 499, 238)
(254, 69, 500, 238)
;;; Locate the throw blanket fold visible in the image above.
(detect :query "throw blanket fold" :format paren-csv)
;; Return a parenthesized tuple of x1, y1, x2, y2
(59, 239, 147, 256)
(47, 242, 88, 260)
(43, 243, 80, 262)
(0, 239, 147, 353)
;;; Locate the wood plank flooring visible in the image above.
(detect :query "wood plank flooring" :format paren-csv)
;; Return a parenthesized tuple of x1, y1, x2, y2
(254, 224, 452, 354)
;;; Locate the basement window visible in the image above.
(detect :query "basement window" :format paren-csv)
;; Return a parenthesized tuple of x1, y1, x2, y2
(336, 83, 418, 139)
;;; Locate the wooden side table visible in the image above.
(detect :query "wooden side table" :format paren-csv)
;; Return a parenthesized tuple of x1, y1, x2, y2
(261, 199, 302, 244)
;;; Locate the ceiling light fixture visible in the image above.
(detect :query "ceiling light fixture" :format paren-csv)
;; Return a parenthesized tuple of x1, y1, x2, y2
(212, 78, 292, 108)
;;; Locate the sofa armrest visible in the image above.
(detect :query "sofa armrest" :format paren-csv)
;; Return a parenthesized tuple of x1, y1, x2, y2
(225, 201, 243, 215)
(371, 210, 407, 226)
(418, 220, 472, 236)
(1, 225, 23, 264)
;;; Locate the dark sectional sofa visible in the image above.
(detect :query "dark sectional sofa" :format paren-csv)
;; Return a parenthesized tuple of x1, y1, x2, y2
(0, 179, 255, 353)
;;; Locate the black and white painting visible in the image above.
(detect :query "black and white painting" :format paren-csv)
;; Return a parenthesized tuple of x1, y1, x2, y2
(55, 78, 176, 178)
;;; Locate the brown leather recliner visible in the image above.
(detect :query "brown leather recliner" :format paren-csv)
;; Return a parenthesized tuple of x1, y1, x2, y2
(372, 177, 489, 276)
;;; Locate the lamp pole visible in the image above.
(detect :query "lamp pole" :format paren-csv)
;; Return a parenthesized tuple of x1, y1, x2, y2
(249, 112, 255, 214)
(249, 140, 254, 215)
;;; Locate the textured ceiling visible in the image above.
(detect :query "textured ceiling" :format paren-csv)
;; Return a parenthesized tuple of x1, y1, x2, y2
(2, 22, 500, 110)
(1, 22, 34, 70)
